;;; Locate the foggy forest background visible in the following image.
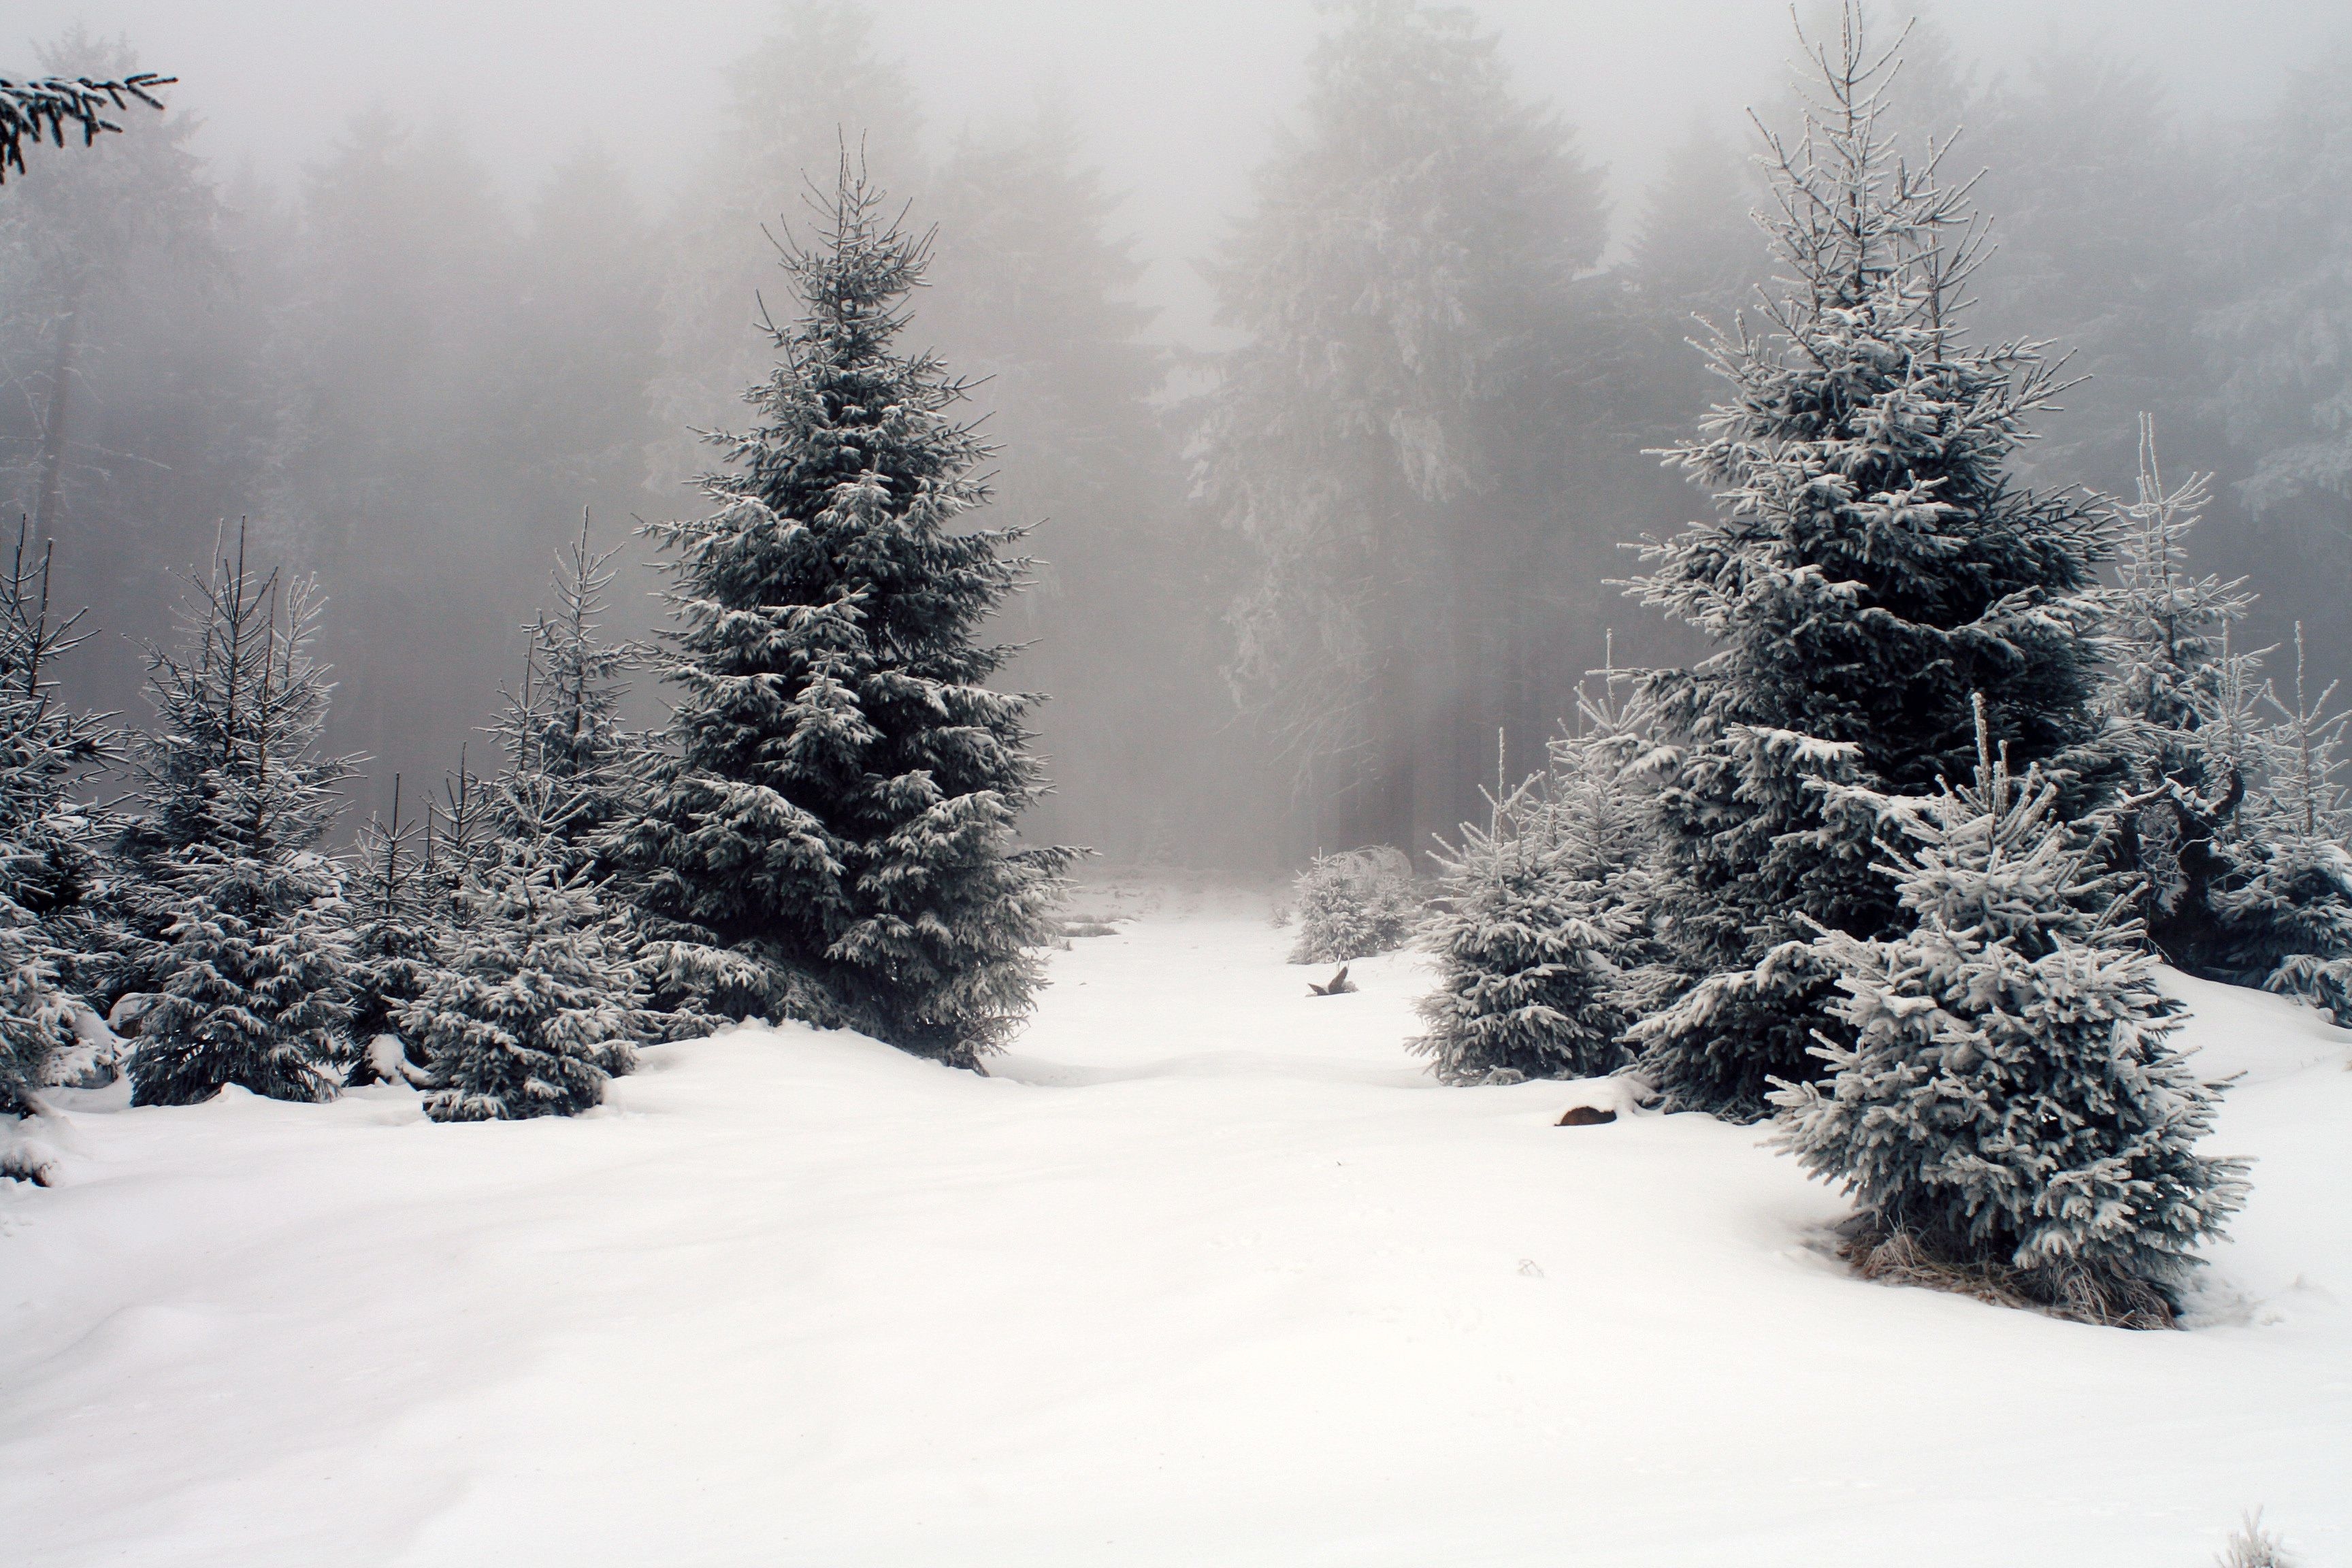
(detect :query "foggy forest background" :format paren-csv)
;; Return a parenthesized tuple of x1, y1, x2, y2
(5, 0, 2350, 869)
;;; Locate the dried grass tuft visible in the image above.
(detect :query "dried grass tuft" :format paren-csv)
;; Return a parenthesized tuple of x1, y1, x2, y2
(2216, 1510, 2296, 1568)
(1841, 1226, 2177, 1330)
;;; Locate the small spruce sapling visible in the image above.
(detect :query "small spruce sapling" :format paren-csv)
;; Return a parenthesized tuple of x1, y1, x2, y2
(1289, 845, 1418, 965)
(2216, 1511, 2298, 1568)
(406, 776, 643, 1122)
(343, 776, 436, 1086)
(123, 542, 357, 1106)
(421, 749, 491, 928)
(1552, 648, 1677, 1024)
(1773, 697, 2251, 1324)
(1413, 742, 1634, 1085)
(489, 514, 648, 876)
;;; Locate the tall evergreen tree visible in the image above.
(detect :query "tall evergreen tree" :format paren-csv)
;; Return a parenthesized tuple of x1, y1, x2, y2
(0, 33, 272, 747)
(1610, 126, 1767, 461)
(1196, 0, 1607, 856)
(2188, 44, 2352, 701)
(1775, 701, 2249, 1324)
(500, 145, 662, 521)
(1961, 50, 2222, 491)
(272, 108, 521, 802)
(2207, 45, 2352, 538)
(621, 163, 1072, 1067)
(120, 538, 357, 1105)
(1623, 11, 2110, 1119)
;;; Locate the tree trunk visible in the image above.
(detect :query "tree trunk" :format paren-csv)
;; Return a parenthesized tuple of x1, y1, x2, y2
(32, 282, 84, 540)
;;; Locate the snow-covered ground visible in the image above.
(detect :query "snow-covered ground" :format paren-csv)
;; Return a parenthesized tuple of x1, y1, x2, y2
(3, 879, 2348, 1567)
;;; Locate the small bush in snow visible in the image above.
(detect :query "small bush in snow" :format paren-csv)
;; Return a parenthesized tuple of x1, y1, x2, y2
(1288, 846, 1417, 964)
(1774, 701, 2251, 1326)
(2217, 1512, 2296, 1568)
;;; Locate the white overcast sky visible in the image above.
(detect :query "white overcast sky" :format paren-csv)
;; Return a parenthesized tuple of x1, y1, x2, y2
(7, 0, 2342, 343)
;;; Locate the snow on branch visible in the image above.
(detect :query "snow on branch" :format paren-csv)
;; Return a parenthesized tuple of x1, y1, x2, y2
(0, 73, 174, 182)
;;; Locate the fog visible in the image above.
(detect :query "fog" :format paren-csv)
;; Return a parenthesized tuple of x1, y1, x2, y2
(5, 0, 2348, 866)
(18, 1, 2333, 340)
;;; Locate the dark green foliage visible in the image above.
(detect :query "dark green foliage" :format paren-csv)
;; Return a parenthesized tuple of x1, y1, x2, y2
(2095, 422, 2269, 977)
(924, 103, 1262, 863)
(621, 162, 1071, 1068)
(127, 847, 350, 1106)
(2234, 627, 2352, 1021)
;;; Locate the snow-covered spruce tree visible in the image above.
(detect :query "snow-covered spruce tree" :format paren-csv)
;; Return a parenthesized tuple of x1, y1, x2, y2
(0, 528, 113, 1116)
(121, 541, 356, 1106)
(2235, 625, 2352, 1022)
(406, 775, 642, 1122)
(1289, 845, 1418, 965)
(1552, 657, 1679, 1024)
(489, 514, 648, 875)
(619, 162, 1073, 1067)
(1622, 12, 2108, 1120)
(341, 778, 436, 1087)
(1413, 760, 1634, 1085)
(2096, 416, 2274, 976)
(1774, 698, 2250, 1325)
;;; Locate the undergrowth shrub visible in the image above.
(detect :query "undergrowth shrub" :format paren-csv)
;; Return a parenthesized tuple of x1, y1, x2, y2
(2217, 1511, 2295, 1568)
(1289, 846, 1418, 964)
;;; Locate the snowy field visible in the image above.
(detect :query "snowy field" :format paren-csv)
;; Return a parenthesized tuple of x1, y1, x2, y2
(3, 879, 2348, 1568)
